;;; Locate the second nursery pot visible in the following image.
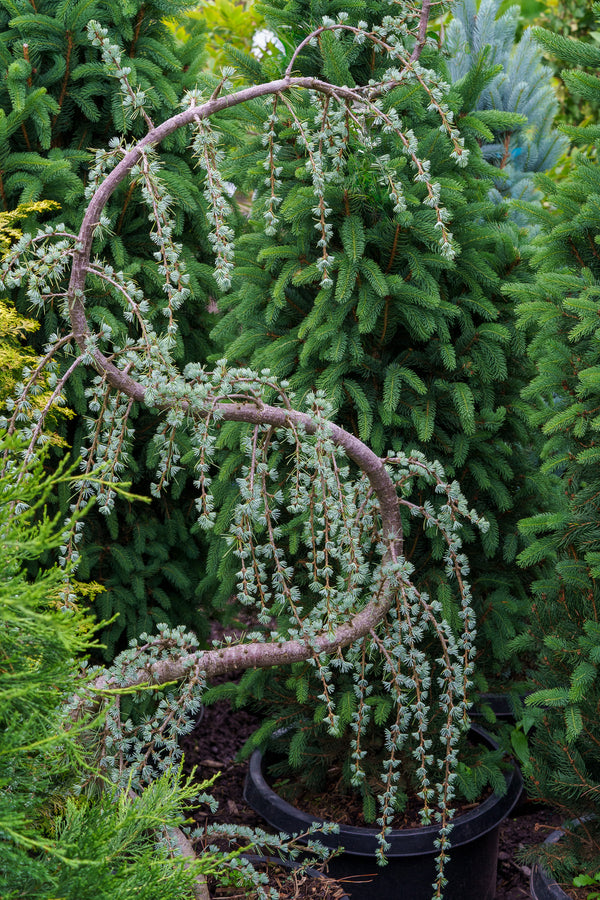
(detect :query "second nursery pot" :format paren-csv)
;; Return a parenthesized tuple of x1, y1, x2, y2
(244, 724, 522, 900)
(530, 819, 596, 900)
(530, 845, 570, 900)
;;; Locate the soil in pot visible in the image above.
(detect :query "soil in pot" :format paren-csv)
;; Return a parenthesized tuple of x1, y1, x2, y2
(243, 725, 523, 900)
(270, 765, 494, 830)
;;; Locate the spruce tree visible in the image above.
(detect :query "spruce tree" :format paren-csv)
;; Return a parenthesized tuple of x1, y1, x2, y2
(445, 0, 568, 212)
(505, 2, 600, 879)
(0, 0, 232, 655)
(211, 0, 549, 679)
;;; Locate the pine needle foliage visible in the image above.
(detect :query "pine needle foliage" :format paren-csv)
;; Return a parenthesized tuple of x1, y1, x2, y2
(504, 5, 600, 879)
(210, 0, 550, 679)
(0, 0, 236, 654)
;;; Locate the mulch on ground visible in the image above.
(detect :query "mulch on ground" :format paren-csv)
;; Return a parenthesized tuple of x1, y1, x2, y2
(210, 858, 348, 899)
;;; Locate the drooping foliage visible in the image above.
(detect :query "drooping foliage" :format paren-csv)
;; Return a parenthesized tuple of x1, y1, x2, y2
(0, 0, 235, 655)
(0, 9, 509, 892)
(210, 0, 550, 680)
(505, 2, 600, 879)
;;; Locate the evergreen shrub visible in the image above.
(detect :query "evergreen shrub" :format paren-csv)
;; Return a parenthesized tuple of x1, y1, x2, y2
(0, 433, 198, 899)
(210, 0, 552, 681)
(505, 2, 600, 879)
(0, 0, 238, 655)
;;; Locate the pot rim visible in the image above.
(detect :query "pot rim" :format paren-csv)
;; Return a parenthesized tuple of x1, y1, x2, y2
(244, 723, 523, 858)
(530, 817, 595, 900)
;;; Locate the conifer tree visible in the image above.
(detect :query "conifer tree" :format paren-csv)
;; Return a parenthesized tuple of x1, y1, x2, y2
(504, 2, 600, 879)
(0, 0, 230, 655)
(0, 11, 512, 891)
(445, 0, 568, 211)
(534, 0, 599, 124)
(210, 0, 549, 679)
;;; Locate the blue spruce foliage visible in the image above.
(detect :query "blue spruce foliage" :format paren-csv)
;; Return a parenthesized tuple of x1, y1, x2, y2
(445, 0, 568, 213)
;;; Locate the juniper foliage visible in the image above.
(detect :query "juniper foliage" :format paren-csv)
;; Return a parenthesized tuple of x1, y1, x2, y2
(0, 433, 199, 900)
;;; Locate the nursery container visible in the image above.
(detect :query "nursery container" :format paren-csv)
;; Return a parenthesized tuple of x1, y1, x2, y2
(244, 724, 522, 900)
(530, 819, 595, 900)
(530, 855, 570, 900)
(471, 692, 520, 721)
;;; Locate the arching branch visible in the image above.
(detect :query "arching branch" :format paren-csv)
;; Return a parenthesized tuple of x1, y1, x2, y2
(5, 18, 486, 883)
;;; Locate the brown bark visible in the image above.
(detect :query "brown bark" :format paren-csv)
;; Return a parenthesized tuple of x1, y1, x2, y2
(63, 70, 409, 697)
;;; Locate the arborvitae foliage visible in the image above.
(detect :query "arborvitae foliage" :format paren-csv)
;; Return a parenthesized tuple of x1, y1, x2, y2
(0, 0, 234, 656)
(504, 3, 600, 879)
(211, 0, 548, 679)
(445, 0, 568, 211)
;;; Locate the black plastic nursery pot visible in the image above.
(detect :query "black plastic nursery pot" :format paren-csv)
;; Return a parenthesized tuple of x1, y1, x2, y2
(472, 692, 520, 721)
(243, 725, 523, 900)
(530, 849, 570, 900)
(530, 821, 593, 900)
